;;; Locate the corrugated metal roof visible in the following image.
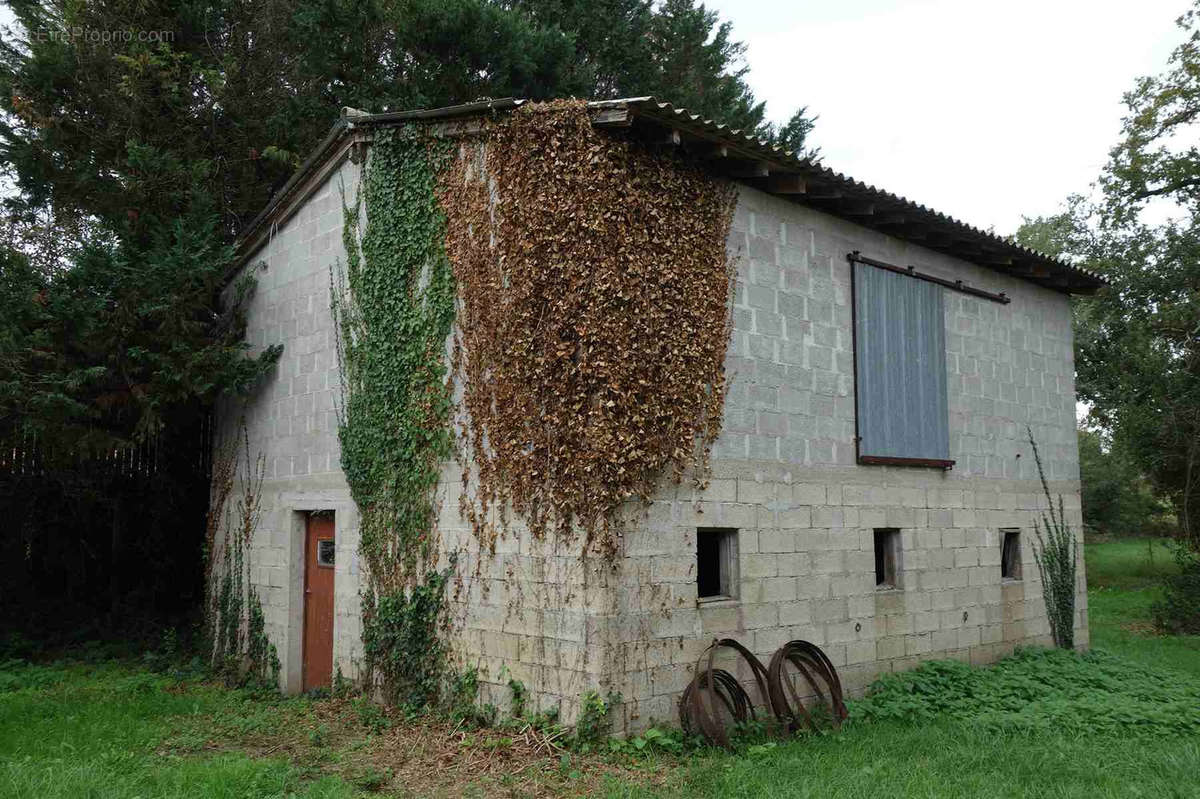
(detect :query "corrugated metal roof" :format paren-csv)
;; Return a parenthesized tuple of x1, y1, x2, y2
(236, 96, 1104, 294)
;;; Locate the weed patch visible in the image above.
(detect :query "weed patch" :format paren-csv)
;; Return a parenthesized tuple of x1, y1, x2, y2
(853, 646, 1200, 737)
(0, 659, 66, 692)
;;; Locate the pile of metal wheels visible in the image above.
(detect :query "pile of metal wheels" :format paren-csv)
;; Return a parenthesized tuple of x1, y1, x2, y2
(679, 638, 848, 747)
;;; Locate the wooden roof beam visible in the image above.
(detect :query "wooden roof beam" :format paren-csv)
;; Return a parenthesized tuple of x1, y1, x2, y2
(766, 174, 806, 194)
(977, 253, 1014, 266)
(839, 201, 875, 216)
(726, 160, 770, 178)
(805, 187, 844, 200)
(592, 108, 632, 127)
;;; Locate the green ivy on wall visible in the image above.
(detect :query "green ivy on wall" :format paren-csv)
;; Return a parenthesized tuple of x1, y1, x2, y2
(332, 126, 457, 707)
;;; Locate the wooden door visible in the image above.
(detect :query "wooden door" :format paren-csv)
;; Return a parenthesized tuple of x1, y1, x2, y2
(303, 513, 335, 692)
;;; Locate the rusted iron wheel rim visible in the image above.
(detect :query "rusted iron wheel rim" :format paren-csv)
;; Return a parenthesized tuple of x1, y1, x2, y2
(679, 668, 746, 737)
(681, 638, 773, 748)
(766, 640, 848, 733)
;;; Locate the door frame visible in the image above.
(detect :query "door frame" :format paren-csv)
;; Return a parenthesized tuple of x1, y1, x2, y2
(282, 495, 355, 694)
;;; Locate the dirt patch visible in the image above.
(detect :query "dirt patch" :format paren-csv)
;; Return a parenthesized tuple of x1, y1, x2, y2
(165, 692, 678, 797)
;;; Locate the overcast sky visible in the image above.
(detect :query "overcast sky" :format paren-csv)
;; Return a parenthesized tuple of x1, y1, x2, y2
(704, 0, 1186, 235)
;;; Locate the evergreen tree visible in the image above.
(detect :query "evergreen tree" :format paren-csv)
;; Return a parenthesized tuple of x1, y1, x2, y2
(0, 0, 818, 633)
(0, 0, 816, 444)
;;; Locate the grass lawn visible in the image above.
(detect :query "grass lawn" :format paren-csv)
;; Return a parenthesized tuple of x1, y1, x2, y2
(1086, 536, 1200, 677)
(612, 721, 1200, 799)
(3, 536, 1198, 798)
(0, 661, 359, 799)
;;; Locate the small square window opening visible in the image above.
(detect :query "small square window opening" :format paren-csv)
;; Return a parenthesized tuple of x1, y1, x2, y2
(874, 528, 900, 589)
(697, 528, 738, 600)
(1001, 529, 1022, 580)
(317, 538, 335, 568)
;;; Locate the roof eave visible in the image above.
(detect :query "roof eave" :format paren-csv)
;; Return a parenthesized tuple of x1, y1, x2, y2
(233, 96, 1107, 295)
(595, 97, 1105, 295)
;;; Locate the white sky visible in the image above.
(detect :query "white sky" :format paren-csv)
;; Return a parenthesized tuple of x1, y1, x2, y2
(704, 0, 1186, 234)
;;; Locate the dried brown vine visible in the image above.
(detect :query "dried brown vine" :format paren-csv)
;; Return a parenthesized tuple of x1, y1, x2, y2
(440, 101, 737, 552)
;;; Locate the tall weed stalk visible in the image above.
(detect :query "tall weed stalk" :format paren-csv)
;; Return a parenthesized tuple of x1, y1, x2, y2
(1028, 427, 1078, 649)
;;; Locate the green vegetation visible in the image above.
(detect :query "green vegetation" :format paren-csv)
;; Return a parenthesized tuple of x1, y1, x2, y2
(333, 127, 458, 709)
(1016, 2, 1200, 637)
(852, 647, 1198, 736)
(358, 567, 455, 709)
(572, 690, 621, 752)
(0, 0, 817, 649)
(208, 434, 281, 689)
(1086, 536, 1179, 589)
(624, 722, 1200, 799)
(0, 660, 356, 799)
(1155, 545, 1200, 635)
(4, 536, 1198, 798)
(1077, 428, 1174, 538)
(1090, 587, 1200, 678)
(1015, 2, 1200, 555)
(1028, 429, 1079, 649)
(1087, 536, 1200, 677)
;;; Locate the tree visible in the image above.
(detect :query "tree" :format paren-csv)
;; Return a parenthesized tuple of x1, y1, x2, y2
(1076, 427, 1171, 537)
(1, 0, 813, 247)
(0, 0, 820, 436)
(510, 0, 816, 145)
(0, 0, 582, 241)
(1015, 3, 1200, 547)
(511, 0, 656, 98)
(765, 107, 819, 159)
(0, 0, 818, 632)
(8, 211, 282, 445)
(643, 0, 763, 133)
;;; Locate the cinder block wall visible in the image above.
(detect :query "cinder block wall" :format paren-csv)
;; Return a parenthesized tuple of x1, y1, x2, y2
(214, 158, 364, 693)
(221, 142, 1085, 730)
(603, 186, 1086, 732)
(436, 482, 619, 721)
(221, 147, 615, 705)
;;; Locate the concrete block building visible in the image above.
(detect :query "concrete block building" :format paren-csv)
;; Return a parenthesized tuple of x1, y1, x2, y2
(218, 98, 1104, 732)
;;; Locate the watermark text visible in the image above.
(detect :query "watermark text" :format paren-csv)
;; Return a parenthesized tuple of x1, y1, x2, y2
(35, 27, 175, 45)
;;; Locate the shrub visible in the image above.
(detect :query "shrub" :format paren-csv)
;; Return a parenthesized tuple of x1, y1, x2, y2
(1153, 543, 1200, 634)
(571, 690, 619, 751)
(0, 659, 66, 692)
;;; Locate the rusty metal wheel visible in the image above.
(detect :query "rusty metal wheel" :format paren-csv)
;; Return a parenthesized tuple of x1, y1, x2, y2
(679, 668, 747, 736)
(766, 640, 847, 733)
(679, 638, 773, 748)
